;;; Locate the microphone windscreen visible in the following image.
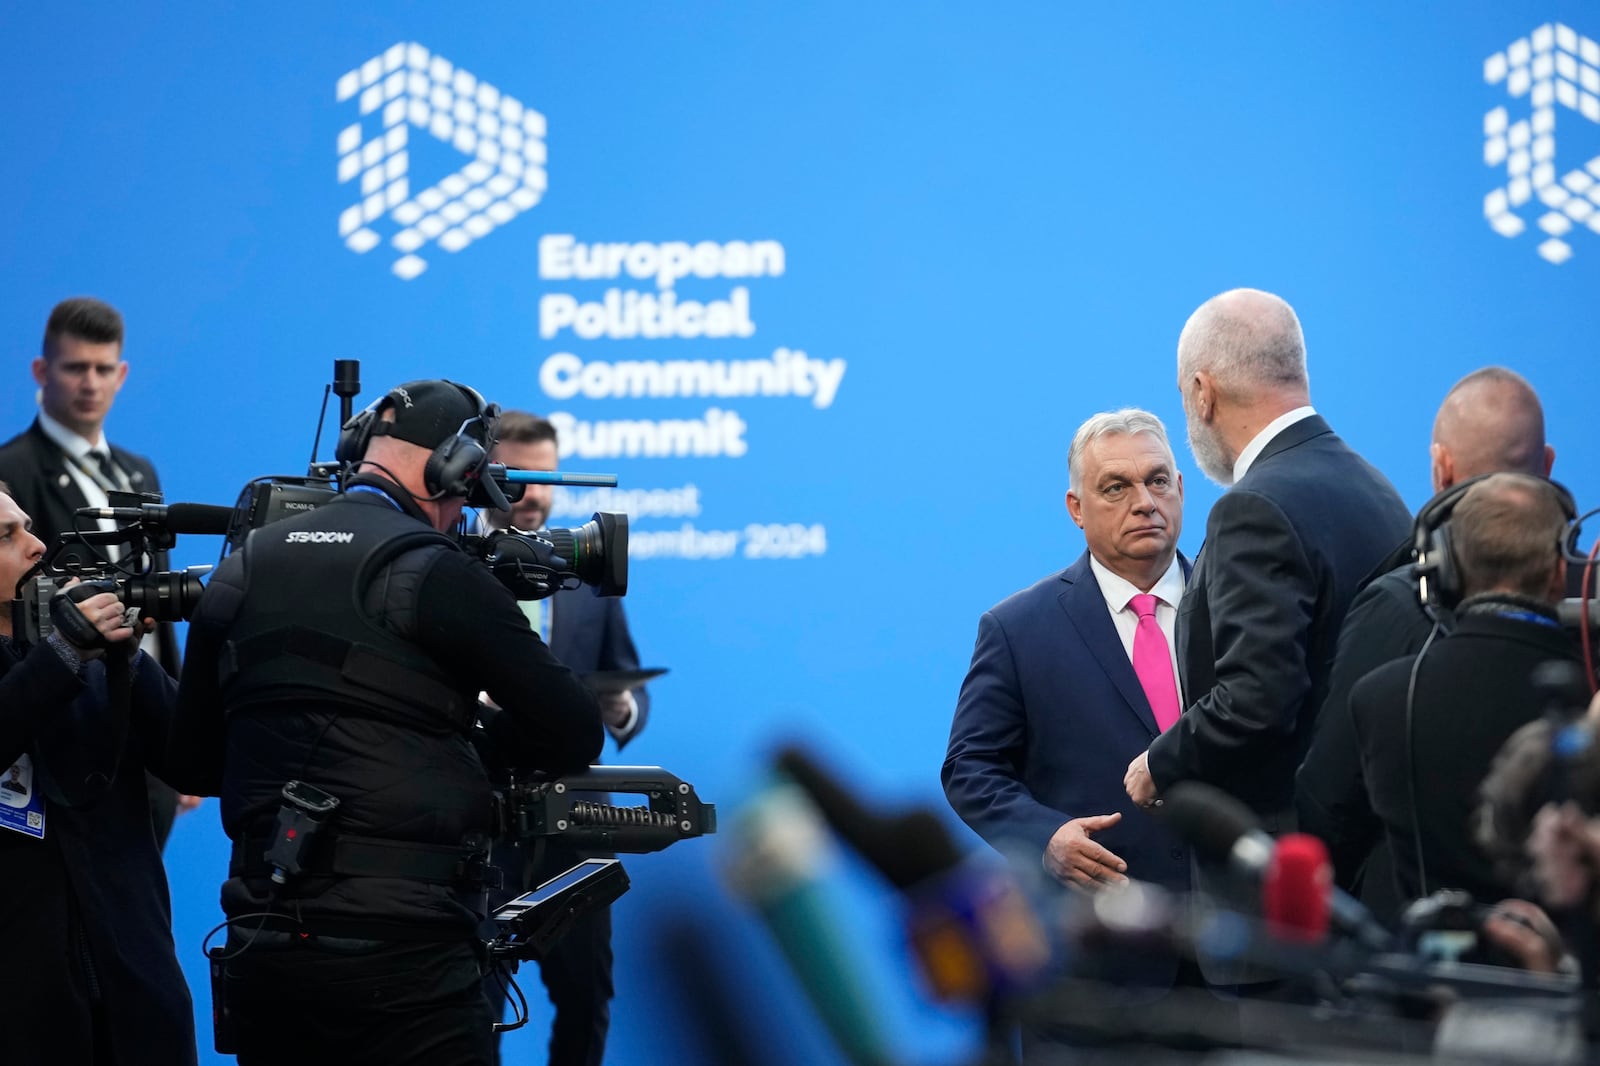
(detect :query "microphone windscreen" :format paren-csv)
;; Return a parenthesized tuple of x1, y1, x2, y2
(1160, 780, 1259, 862)
(1262, 833, 1332, 942)
(164, 503, 235, 536)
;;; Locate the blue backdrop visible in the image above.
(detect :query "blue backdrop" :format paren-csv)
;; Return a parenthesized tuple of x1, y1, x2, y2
(4, 4, 1598, 1063)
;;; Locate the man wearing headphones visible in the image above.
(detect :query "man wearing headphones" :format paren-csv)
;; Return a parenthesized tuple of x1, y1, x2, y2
(1342, 474, 1580, 910)
(1298, 367, 1560, 921)
(166, 380, 603, 1064)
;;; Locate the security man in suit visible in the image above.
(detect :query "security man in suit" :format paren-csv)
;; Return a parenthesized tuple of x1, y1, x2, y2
(481, 410, 649, 1066)
(0, 296, 194, 847)
(944, 408, 1196, 1005)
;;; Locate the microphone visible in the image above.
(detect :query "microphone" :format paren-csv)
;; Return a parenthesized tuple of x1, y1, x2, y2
(723, 782, 896, 1066)
(76, 502, 234, 536)
(1163, 781, 1393, 951)
(488, 464, 619, 488)
(774, 746, 963, 889)
(1263, 833, 1333, 943)
(773, 745, 1049, 1004)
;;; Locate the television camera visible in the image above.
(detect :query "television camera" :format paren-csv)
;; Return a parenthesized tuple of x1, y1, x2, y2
(223, 358, 629, 599)
(8, 491, 219, 647)
(11, 360, 630, 647)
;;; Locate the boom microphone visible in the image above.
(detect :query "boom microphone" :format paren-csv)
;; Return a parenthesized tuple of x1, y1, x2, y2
(1163, 781, 1393, 951)
(77, 502, 235, 536)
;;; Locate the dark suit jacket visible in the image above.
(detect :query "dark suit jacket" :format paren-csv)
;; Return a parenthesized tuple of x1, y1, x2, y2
(0, 419, 176, 672)
(1148, 414, 1411, 819)
(1296, 566, 1433, 921)
(1299, 551, 1598, 921)
(550, 587, 649, 749)
(0, 638, 196, 1065)
(943, 551, 1191, 984)
(1349, 610, 1579, 906)
(0, 418, 183, 845)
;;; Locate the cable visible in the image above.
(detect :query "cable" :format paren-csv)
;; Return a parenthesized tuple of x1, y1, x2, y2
(200, 906, 295, 964)
(1404, 619, 1444, 899)
(489, 961, 531, 1033)
(1581, 536, 1598, 698)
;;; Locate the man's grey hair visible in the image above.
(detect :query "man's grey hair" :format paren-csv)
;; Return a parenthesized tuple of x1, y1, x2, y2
(1068, 408, 1177, 492)
(1176, 288, 1309, 397)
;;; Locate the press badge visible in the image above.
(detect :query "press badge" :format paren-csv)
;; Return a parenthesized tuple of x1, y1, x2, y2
(0, 755, 45, 839)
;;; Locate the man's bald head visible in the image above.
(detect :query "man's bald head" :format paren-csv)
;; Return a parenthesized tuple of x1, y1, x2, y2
(1176, 288, 1310, 401)
(1430, 367, 1554, 491)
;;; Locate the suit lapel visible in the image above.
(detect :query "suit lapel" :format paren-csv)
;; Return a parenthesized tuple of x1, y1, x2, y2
(1056, 555, 1160, 737)
(28, 421, 89, 514)
(109, 443, 150, 492)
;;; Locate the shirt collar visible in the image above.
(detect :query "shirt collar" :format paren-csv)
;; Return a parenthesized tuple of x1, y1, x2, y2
(1088, 553, 1185, 614)
(37, 408, 107, 458)
(1232, 405, 1315, 482)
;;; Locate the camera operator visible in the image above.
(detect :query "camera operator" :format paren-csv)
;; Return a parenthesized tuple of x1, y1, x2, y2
(164, 380, 603, 1064)
(1345, 473, 1578, 907)
(0, 482, 196, 1064)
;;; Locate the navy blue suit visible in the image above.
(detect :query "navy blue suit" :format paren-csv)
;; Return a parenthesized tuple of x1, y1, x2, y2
(550, 589, 649, 749)
(943, 551, 1191, 985)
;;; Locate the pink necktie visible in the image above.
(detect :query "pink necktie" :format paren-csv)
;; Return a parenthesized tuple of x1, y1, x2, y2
(1129, 593, 1181, 732)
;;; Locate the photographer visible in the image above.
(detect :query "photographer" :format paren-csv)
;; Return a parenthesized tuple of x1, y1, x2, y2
(165, 380, 603, 1064)
(0, 483, 196, 1064)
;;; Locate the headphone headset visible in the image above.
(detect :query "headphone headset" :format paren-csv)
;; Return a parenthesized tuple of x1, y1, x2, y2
(1411, 473, 1578, 615)
(335, 382, 501, 501)
(1405, 472, 1578, 897)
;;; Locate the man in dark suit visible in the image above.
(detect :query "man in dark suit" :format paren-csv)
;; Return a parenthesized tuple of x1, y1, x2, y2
(483, 411, 649, 1066)
(0, 297, 195, 848)
(1297, 367, 1558, 923)
(1125, 288, 1411, 827)
(944, 408, 1195, 997)
(1348, 474, 1578, 906)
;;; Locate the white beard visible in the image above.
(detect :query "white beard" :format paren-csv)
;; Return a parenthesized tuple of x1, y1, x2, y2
(1184, 407, 1235, 488)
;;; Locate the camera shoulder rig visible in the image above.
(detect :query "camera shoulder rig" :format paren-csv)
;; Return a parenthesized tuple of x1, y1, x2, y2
(497, 764, 716, 853)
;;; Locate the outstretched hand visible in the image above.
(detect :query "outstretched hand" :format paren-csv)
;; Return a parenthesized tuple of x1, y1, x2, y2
(1045, 812, 1129, 890)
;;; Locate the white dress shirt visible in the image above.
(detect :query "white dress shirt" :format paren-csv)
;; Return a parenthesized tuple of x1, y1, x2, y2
(37, 408, 127, 508)
(1087, 554, 1186, 704)
(1231, 405, 1316, 483)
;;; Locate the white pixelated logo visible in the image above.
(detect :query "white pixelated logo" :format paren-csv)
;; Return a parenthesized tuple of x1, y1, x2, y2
(1483, 23, 1600, 264)
(336, 43, 547, 280)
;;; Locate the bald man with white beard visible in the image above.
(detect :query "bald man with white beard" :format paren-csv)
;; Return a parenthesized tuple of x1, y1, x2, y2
(1123, 288, 1412, 827)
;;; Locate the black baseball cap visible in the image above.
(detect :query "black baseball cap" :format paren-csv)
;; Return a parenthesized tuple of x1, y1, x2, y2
(375, 379, 495, 450)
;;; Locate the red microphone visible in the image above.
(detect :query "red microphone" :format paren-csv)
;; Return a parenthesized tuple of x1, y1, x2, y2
(1262, 833, 1333, 942)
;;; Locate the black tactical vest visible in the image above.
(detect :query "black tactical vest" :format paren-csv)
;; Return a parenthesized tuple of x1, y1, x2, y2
(216, 492, 476, 735)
